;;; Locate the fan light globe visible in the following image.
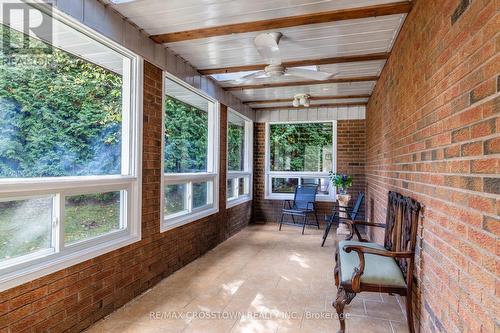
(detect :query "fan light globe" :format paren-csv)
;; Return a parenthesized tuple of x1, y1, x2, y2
(299, 96, 306, 105)
(292, 98, 299, 107)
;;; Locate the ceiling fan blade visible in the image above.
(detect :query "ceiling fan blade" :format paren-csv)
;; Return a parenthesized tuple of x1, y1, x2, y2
(228, 70, 267, 85)
(254, 32, 282, 65)
(285, 68, 337, 81)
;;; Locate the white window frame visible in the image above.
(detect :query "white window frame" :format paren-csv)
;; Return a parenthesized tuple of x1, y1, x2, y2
(264, 121, 337, 202)
(0, 5, 143, 292)
(226, 109, 253, 208)
(161, 73, 219, 232)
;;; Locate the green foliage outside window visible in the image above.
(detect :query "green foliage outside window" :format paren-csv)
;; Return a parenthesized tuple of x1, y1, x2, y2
(228, 122, 245, 171)
(0, 24, 124, 258)
(164, 96, 208, 173)
(0, 25, 123, 178)
(270, 123, 333, 172)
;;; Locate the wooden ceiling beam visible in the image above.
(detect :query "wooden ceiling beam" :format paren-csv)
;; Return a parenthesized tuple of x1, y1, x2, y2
(223, 76, 378, 91)
(244, 94, 370, 104)
(199, 53, 389, 75)
(150, 2, 412, 43)
(254, 102, 367, 111)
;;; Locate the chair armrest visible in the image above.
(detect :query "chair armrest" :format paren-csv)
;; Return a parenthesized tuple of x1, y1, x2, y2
(342, 245, 413, 292)
(344, 220, 386, 241)
(343, 245, 414, 258)
(307, 201, 316, 210)
(346, 220, 386, 228)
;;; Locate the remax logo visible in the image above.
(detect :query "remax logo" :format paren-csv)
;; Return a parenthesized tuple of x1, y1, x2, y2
(2, 1, 53, 54)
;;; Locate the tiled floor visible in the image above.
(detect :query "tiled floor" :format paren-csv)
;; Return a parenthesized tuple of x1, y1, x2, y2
(85, 224, 409, 333)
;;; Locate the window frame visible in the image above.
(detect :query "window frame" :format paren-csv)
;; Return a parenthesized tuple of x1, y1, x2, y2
(0, 6, 143, 291)
(226, 109, 253, 208)
(160, 73, 220, 232)
(264, 120, 337, 202)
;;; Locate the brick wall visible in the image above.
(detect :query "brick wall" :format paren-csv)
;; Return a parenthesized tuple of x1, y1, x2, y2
(337, 120, 367, 196)
(252, 120, 366, 223)
(0, 61, 251, 333)
(365, 1, 499, 332)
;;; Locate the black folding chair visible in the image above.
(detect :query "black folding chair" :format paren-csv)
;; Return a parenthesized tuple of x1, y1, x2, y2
(279, 185, 320, 234)
(321, 192, 365, 247)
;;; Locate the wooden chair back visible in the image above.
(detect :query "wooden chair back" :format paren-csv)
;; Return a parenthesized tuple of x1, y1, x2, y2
(384, 191, 422, 281)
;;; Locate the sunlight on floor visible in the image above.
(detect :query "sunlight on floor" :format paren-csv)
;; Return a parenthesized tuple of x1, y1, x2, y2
(288, 252, 310, 268)
(222, 280, 245, 296)
(85, 224, 409, 333)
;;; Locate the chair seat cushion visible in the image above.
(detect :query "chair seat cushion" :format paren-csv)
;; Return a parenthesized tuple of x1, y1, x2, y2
(338, 240, 406, 288)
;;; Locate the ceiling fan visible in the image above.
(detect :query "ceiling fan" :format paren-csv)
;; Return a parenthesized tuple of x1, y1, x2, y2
(230, 32, 337, 84)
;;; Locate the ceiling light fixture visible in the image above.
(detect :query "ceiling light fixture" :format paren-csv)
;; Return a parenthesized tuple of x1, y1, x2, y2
(293, 93, 310, 107)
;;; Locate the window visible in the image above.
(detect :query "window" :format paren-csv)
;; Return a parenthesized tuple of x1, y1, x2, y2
(265, 122, 336, 200)
(161, 75, 219, 231)
(0, 3, 142, 290)
(227, 110, 252, 207)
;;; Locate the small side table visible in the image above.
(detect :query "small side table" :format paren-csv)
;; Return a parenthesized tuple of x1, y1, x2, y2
(336, 194, 351, 235)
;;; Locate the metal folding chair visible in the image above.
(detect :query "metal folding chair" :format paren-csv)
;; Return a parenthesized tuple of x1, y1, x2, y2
(279, 185, 320, 234)
(321, 192, 365, 246)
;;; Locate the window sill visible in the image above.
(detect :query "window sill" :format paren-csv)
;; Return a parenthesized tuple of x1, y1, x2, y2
(161, 207, 219, 233)
(226, 195, 252, 209)
(265, 193, 337, 202)
(0, 233, 141, 292)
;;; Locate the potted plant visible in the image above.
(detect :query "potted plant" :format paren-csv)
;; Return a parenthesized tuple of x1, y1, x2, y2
(329, 172, 353, 195)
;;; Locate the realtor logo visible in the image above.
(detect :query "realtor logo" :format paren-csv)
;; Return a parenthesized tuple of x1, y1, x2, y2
(2, 1, 53, 54)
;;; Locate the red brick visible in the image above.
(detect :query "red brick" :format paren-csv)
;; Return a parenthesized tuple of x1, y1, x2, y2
(9, 286, 47, 311)
(469, 78, 497, 104)
(484, 136, 500, 154)
(470, 118, 496, 139)
(0, 303, 6, 319)
(483, 177, 500, 195)
(467, 196, 496, 214)
(470, 158, 499, 174)
(461, 141, 483, 156)
(451, 127, 470, 142)
(0, 304, 32, 329)
(467, 227, 496, 254)
(482, 216, 500, 237)
(444, 145, 461, 158)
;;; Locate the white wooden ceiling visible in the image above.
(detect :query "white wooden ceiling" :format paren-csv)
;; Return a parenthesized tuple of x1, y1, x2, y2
(166, 16, 402, 69)
(105, 0, 402, 35)
(106, 0, 408, 109)
(231, 81, 377, 100)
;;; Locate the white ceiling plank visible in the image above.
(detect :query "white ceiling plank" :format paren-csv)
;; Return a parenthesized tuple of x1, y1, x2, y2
(108, 0, 405, 35)
(164, 15, 402, 69)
